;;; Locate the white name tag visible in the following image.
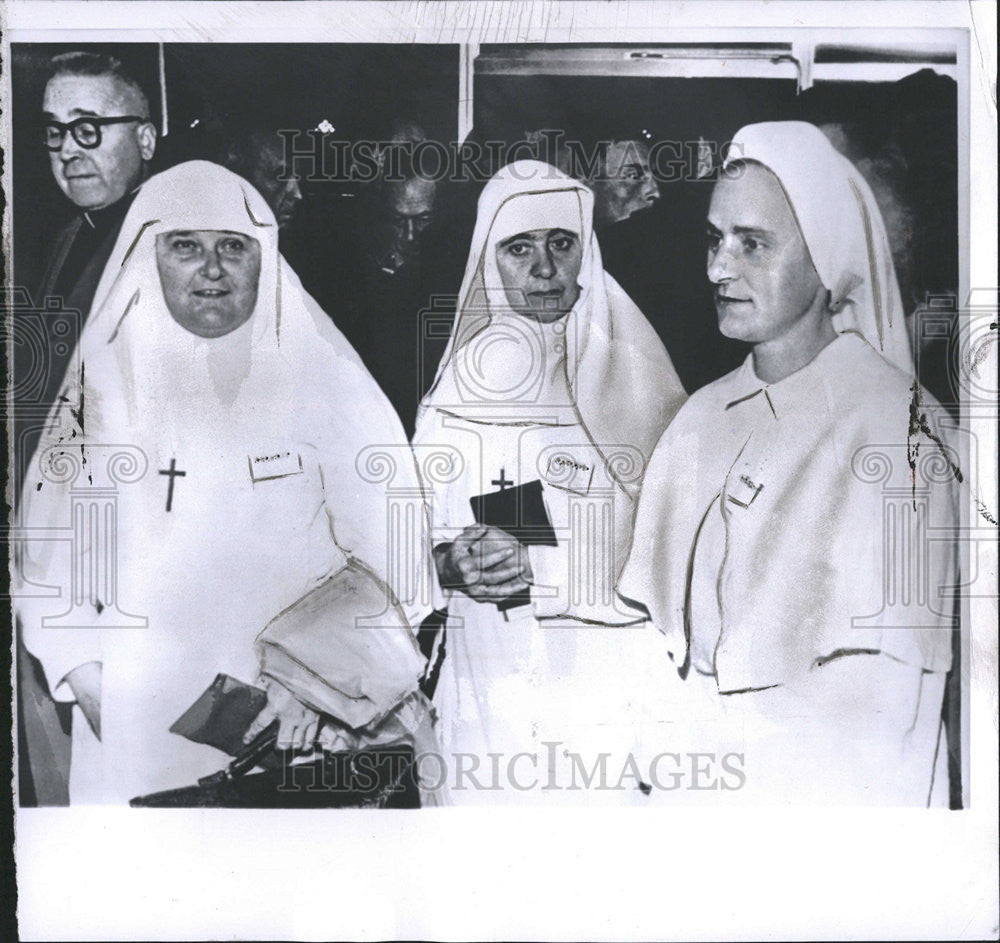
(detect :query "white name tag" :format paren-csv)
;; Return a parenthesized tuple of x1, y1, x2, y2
(544, 454, 594, 496)
(248, 450, 303, 483)
(727, 473, 764, 509)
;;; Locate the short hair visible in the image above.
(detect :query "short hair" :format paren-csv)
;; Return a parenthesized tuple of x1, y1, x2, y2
(593, 138, 651, 178)
(47, 51, 152, 120)
(555, 137, 645, 184)
(223, 126, 283, 179)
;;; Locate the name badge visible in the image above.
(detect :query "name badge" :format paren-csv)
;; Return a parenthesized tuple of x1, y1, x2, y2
(544, 454, 594, 496)
(248, 450, 303, 483)
(727, 473, 764, 509)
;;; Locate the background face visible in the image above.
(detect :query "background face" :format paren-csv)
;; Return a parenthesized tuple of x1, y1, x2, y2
(249, 138, 302, 229)
(706, 162, 824, 345)
(373, 177, 439, 268)
(590, 140, 660, 228)
(495, 227, 583, 322)
(43, 73, 154, 210)
(155, 230, 262, 338)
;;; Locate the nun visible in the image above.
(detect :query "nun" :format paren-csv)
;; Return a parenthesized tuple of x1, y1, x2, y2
(618, 123, 959, 805)
(17, 161, 426, 804)
(413, 160, 687, 804)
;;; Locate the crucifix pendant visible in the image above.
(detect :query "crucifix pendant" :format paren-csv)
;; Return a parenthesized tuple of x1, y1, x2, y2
(159, 458, 186, 512)
(491, 467, 513, 490)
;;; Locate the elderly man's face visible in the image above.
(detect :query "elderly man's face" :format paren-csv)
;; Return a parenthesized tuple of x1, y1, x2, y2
(495, 228, 583, 323)
(43, 73, 156, 211)
(590, 140, 659, 229)
(156, 230, 262, 338)
(374, 177, 438, 271)
(249, 138, 303, 230)
(706, 162, 825, 345)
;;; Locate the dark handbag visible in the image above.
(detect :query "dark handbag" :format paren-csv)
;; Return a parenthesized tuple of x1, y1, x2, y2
(129, 744, 420, 809)
(131, 673, 423, 808)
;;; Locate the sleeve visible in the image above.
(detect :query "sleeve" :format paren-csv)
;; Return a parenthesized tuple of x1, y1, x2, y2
(616, 424, 677, 622)
(315, 358, 432, 632)
(527, 542, 572, 618)
(825, 377, 958, 676)
(529, 489, 646, 624)
(17, 595, 105, 703)
(15, 345, 134, 699)
(615, 411, 700, 654)
(16, 410, 106, 701)
(906, 402, 960, 673)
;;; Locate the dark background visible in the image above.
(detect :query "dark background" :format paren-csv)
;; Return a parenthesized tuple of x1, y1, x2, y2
(472, 67, 958, 393)
(12, 43, 957, 395)
(10, 43, 460, 293)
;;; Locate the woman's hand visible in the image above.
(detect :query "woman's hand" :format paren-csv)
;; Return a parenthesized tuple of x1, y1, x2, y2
(244, 677, 322, 752)
(434, 524, 533, 604)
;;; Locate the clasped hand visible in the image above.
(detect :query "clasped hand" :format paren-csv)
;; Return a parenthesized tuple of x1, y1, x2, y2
(435, 523, 533, 604)
(244, 676, 335, 752)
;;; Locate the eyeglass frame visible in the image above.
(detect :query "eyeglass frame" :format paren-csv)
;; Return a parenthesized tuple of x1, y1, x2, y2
(43, 115, 148, 152)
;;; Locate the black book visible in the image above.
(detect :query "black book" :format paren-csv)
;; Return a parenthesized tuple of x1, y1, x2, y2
(469, 479, 557, 612)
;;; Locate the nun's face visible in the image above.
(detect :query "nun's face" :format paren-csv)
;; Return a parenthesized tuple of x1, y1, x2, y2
(706, 162, 825, 345)
(156, 230, 262, 338)
(495, 228, 583, 323)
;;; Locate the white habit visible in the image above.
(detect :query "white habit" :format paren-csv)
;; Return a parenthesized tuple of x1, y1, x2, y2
(414, 161, 687, 804)
(618, 124, 958, 805)
(18, 161, 424, 804)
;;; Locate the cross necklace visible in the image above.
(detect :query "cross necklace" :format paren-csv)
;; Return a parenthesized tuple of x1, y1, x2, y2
(159, 458, 186, 512)
(492, 467, 513, 490)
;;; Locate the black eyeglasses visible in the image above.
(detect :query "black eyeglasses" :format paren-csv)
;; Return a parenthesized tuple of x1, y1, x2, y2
(43, 115, 146, 151)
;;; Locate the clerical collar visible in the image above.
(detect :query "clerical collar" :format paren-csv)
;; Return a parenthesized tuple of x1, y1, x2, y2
(81, 184, 142, 230)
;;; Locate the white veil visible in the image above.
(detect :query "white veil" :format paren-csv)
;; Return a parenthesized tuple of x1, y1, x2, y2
(417, 160, 687, 498)
(726, 121, 913, 374)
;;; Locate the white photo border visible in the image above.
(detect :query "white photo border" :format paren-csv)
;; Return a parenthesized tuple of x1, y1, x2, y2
(4, 2, 997, 940)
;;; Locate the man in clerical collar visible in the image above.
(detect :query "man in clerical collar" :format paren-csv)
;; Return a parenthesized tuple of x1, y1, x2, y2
(22, 52, 157, 484)
(36, 51, 157, 319)
(17, 51, 156, 808)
